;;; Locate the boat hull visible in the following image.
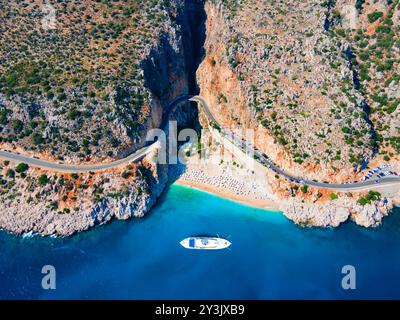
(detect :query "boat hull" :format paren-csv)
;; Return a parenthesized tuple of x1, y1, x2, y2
(180, 237, 231, 250)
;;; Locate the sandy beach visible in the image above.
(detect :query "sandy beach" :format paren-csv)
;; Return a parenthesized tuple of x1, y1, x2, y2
(169, 140, 280, 211)
(174, 179, 280, 211)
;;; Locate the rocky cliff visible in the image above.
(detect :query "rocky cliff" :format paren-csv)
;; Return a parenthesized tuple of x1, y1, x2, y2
(196, 0, 399, 227)
(0, 0, 399, 236)
(281, 196, 393, 228)
(197, 0, 399, 180)
(0, 0, 195, 163)
(0, 149, 168, 236)
(0, 0, 202, 236)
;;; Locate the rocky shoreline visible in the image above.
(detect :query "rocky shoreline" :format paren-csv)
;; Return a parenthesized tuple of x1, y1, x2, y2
(282, 197, 394, 228)
(169, 149, 398, 229)
(1, 149, 398, 237)
(0, 0, 202, 237)
(176, 170, 398, 228)
(0, 150, 168, 237)
(1, 0, 399, 237)
(170, 137, 398, 228)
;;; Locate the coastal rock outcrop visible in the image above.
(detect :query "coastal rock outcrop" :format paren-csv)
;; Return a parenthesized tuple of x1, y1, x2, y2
(281, 197, 393, 228)
(0, 149, 169, 236)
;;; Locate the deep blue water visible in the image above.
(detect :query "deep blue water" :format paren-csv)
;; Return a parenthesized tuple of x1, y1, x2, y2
(0, 184, 400, 299)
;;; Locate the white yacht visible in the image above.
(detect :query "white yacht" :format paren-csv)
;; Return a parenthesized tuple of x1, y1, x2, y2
(180, 237, 231, 250)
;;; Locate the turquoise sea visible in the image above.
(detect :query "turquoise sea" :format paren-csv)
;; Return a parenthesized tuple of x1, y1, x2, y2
(0, 184, 399, 299)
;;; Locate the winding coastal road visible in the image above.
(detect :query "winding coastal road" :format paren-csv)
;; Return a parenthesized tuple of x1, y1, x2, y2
(190, 96, 400, 191)
(1, 94, 399, 191)
(0, 143, 157, 173)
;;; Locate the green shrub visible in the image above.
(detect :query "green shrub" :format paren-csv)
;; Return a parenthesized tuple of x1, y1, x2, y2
(367, 11, 383, 23)
(121, 171, 131, 179)
(301, 185, 309, 193)
(6, 168, 15, 178)
(358, 190, 381, 206)
(15, 163, 29, 173)
(38, 174, 48, 185)
(32, 133, 44, 145)
(71, 173, 79, 179)
(12, 119, 24, 134)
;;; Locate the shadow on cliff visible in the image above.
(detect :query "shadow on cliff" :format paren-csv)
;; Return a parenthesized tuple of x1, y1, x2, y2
(183, 0, 207, 95)
(140, 0, 206, 127)
(166, 0, 208, 186)
(140, 1, 207, 196)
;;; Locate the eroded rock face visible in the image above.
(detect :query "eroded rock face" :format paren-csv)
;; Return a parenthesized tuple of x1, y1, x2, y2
(197, 0, 377, 182)
(334, 0, 400, 161)
(1, 0, 399, 236)
(0, 0, 201, 236)
(0, 0, 193, 164)
(351, 199, 393, 227)
(0, 151, 169, 236)
(194, 0, 399, 227)
(281, 196, 393, 228)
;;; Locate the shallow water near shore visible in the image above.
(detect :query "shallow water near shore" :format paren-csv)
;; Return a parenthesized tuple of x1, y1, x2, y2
(0, 184, 400, 299)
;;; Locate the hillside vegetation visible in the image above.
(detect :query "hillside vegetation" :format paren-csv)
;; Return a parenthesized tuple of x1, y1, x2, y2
(0, 0, 182, 162)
